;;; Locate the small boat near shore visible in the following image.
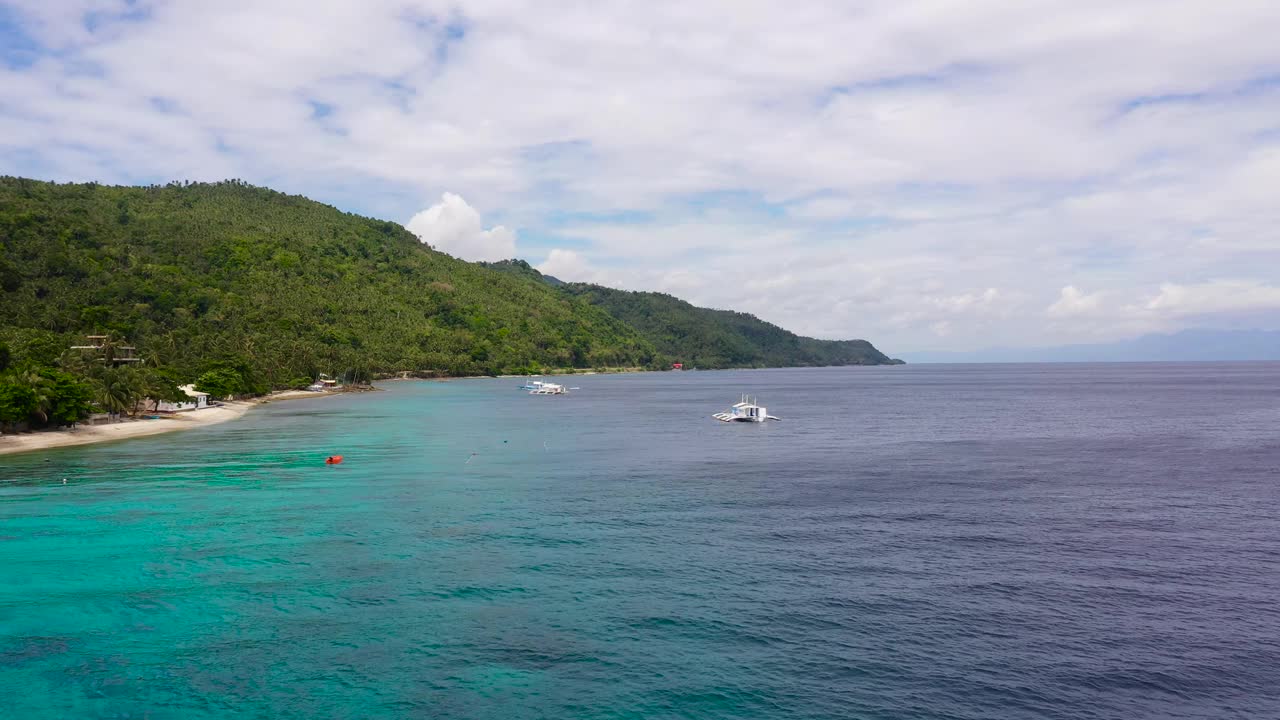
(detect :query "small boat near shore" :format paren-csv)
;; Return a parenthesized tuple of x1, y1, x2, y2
(713, 395, 779, 422)
(530, 382, 568, 395)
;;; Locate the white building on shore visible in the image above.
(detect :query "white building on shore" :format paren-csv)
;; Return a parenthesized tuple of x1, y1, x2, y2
(156, 384, 210, 412)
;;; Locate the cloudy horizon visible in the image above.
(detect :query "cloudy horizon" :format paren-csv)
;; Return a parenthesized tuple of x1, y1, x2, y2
(3, 1, 1279, 353)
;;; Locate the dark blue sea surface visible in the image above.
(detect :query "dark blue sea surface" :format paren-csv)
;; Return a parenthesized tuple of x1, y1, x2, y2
(2, 363, 1280, 719)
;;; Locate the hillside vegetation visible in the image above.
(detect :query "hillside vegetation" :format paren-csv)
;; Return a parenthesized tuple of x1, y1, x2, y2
(0, 178, 653, 380)
(484, 260, 900, 368)
(1, 177, 896, 430)
(0, 177, 656, 428)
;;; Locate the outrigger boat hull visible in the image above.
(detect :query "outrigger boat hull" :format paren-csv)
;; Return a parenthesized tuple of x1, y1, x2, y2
(713, 395, 780, 422)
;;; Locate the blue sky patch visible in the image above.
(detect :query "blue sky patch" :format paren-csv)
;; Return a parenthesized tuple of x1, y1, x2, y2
(149, 96, 181, 114)
(0, 6, 42, 69)
(818, 63, 990, 108)
(514, 229, 595, 254)
(84, 1, 152, 34)
(545, 208, 654, 226)
(309, 100, 334, 119)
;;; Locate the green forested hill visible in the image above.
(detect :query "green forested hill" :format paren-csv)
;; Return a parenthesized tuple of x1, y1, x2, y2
(0, 177, 655, 388)
(562, 285, 899, 368)
(0, 177, 898, 430)
(484, 260, 901, 368)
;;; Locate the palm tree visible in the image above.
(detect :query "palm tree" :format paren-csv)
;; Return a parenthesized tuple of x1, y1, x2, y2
(16, 367, 54, 425)
(94, 367, 136, 421)
(57, 347, 92, 377)
(98, 335, 120, 365)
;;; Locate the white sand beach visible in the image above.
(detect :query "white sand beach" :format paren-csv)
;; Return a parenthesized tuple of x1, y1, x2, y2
(0, 390, 334, 457)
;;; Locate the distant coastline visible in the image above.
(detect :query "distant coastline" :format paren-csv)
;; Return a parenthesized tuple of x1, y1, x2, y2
(379, 366, 652, 381)
(900, 329, 1280, 364)
(1, 179, 899, 402)
(0, 389, 332, 457)
(381, 362, 903, 382)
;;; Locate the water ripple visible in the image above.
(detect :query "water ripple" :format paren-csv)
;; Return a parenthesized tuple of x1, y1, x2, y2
(3, 364, 1280, 718)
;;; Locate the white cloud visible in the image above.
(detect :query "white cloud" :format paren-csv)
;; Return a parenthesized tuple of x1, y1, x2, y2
(3, 1, 1280, 351)
(406, 193, 516, 262)
(536, 249, 596, 282)
(1047, 286, 1105, 317)
(786, 196, 863, 221)
(1144, 280, 1280, 317)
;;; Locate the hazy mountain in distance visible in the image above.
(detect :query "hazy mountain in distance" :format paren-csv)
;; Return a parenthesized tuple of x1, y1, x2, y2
(901, 329, 1280, 363)
(482, 259, 902, 368)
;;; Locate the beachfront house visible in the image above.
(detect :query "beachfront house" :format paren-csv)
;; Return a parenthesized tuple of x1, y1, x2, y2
(156, 384, 210, 412)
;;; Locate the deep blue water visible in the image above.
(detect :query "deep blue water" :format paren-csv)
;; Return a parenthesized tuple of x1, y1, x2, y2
(2, 363, 1280, 719)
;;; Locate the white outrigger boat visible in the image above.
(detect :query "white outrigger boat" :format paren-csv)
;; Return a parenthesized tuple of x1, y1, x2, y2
(518, 376, 546, 390)
(529, 382, 568, 395)
(713, 395, 780, 422)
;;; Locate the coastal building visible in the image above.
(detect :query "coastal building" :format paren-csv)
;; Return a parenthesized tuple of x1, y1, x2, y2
(69, 335, 144, 366)
(156, 385, 210, 412)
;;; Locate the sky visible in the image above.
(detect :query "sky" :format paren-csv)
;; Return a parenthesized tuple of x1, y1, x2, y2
(2, 1, 1279, 353)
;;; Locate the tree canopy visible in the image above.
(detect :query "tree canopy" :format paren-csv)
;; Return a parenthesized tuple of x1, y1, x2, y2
(483, 260, 901, 368)
(0, 176, 657, 389)
(0, 176, 898, 430)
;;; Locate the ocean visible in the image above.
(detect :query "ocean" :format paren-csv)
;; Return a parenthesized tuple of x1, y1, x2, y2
(2, 363, 1279, 719)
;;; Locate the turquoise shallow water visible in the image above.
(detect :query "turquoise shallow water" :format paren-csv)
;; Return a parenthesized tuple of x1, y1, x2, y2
(3, 365, 1280, 719)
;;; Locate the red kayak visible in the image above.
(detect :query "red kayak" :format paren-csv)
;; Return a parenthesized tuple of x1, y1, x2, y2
(325, 455, 344, 465)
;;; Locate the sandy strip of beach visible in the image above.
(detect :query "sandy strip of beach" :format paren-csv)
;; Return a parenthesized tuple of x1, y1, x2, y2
(0, 390, 334, 457)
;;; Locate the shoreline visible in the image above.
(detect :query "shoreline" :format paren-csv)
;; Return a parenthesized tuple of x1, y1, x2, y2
(378, 368, 658, 383)
(0, 389, 336, 457)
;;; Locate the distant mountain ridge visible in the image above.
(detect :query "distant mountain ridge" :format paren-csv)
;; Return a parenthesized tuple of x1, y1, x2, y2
(483, 259, 902, 368)
(901, 329, 1280, 363)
